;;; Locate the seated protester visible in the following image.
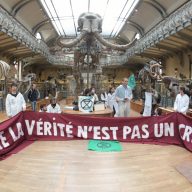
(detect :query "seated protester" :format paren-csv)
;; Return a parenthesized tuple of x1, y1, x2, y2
(39, 104, 47, 112)
(153, 105, 162, 116)
(47, 98, 62, 113)
(90, 87, 99, 103)
(100, 91, 108, 107)
(83, 88, 91, 96)
(72, 100, 79, 111)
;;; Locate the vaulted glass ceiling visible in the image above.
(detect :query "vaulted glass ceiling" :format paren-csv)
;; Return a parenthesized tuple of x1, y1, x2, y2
(40, 0, 140, 37)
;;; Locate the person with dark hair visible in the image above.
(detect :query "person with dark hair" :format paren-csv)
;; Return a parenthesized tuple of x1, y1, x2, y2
(83, 88, 91, 96)
(28, 83, 40, 111)
(6, 83, 26, 118)
(107, 87, 118, 117)
(100, 89, 108, 107)
(174, 86, 189, 114)
(39, 104, 47, 112)
(90, 87, 99, 102)
(46, 97, 61, 113)
(153, 105, 162, 116)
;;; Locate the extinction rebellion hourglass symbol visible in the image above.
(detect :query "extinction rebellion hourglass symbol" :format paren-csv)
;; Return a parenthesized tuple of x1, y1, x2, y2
(80, 98, 94, 111)
(97, 141, 111, 149)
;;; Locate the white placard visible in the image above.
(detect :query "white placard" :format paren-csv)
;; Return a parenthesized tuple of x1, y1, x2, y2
(78, 96, 94, 112)
(143, 92, 152, 116)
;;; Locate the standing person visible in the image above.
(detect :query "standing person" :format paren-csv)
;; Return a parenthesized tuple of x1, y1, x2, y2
(28, 83, 39, 111)
(47, 97, 62, 113)
(6, 83, 26, 118)
(115, 77, 133, 117)
(107, 87, 118, 117)
(174, 86, 189, 114)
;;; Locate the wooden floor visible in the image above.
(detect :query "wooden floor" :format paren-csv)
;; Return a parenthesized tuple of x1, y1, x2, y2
(0, 141, 192, 192)
(0, 102, 192, 191)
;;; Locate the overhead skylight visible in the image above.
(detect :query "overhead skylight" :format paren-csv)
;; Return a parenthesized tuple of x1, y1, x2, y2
(40, 0, 140, 37)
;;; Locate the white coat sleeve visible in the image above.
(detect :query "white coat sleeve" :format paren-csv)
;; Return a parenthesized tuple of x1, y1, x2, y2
(174, 95, 178, 111)
(180, 96, 189, 113)
(5, 94, 11, 117)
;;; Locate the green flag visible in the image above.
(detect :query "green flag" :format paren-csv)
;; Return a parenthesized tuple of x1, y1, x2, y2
(128, 74, 136, 89)
(88, 140, 122, 152)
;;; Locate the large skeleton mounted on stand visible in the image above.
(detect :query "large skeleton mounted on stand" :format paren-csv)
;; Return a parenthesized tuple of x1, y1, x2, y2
(57, 12, 136, 97)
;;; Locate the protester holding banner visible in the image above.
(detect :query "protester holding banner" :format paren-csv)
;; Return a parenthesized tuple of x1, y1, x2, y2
(5, 83, 26, 118)
(174, 86, 189, 114)
(46, 97, 62, 113)
(115, 77, 133, 117)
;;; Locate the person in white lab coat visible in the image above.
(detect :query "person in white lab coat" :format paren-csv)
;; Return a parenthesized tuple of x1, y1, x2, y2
(100, 90, 108, 107)
(174, 86, 189, 114)
(47, 97, 62, 113)
(107, 87, 118, 117)
(6, 83, 26, 118)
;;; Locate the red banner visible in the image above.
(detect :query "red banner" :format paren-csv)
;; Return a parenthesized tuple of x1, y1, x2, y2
(0, 111, 192, 159)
